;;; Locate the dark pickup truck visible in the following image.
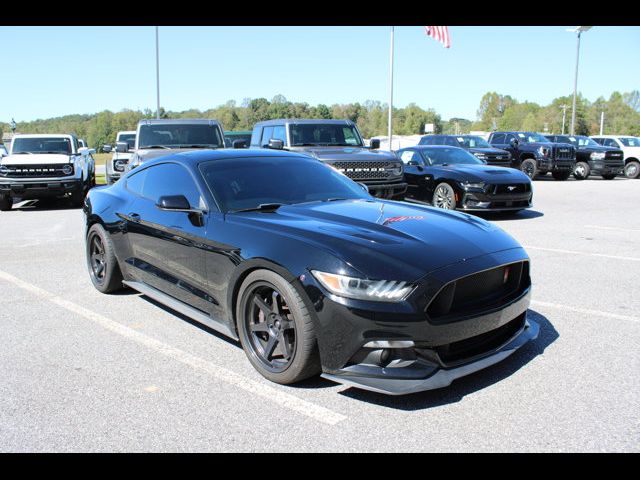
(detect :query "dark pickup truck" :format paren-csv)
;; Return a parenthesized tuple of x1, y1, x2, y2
(250, 119, 407, 198)
(418, 134, 512, 167)
(488, 131, 576, 180)
(544, 134, 624, 180)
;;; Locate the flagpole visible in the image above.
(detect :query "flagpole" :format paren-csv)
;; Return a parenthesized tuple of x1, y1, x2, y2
(387, 26, 394, 150)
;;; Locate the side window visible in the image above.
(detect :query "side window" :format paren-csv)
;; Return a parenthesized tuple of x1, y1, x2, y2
(602, 139, 615, 147)
(272, 126, 286, 143)
(126, 168, 147, 196)
(419, 136, 433, 145)
(142, 163, 203, 209)
(250, 128, 262, 147)
(445, 137, 458, 146)
(261, 126, 274, 147)
(490, 133, 505, 144)
(399, 150, 421, 165)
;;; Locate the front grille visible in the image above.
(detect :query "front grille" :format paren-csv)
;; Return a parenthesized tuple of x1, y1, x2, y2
(0, 164, 73, 178)
(604, 151, 624, 165)
(330, 161, 397, 181)
(432, 313, 527, 365)
(552, 146, 575, 161)
(426, 261, 530, 322)
(492, 183, 530, 194)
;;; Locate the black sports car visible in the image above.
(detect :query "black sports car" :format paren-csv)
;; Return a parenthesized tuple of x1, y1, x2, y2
(397, 145, 533, 213)
(83, 149, 538, 395)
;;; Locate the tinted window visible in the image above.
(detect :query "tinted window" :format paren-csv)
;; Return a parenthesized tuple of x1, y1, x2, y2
(444, 137, 458, 147)
(490, 133, 505, 144)
(289, 124, 363, 147)
(250, 128, 262, 147)
(460, 136, 491, 148)
(11, 137, 72, 154)
(603, 139, 619, 148)
(141, 163, 203, 208)
(619, 137, 640, 147)
(261, 126, 274, 147)
(419, 147, 484, 166)
(199, 157, 368, 212)
(272, 126, 287, 143)
(118, 133, 136, 149)
(419, 136, 436, 145)
(126, 168, 147, 196)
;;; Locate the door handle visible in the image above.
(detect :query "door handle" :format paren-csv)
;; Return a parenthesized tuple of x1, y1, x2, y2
(129, 213, 141, 222)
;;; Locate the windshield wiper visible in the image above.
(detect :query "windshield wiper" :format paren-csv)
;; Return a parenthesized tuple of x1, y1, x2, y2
(230, 203, 287, 213)
(141, 145, 171, 150)
(291, 143, 319, 146)
(178, 144, 219, 149)
(12, 152, 33, 154)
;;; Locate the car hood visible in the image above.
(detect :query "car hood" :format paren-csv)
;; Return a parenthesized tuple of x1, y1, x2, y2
(227, 199, 523, 281)
(430, 164, 529, 183)
(1, 153, 72, 165)
(469, 147, 510, 155)
(291, 146, 399, 163)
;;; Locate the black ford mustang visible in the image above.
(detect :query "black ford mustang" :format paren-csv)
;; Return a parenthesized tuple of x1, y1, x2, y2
(397, 145, 533, 213)
(83, 149, 538, 395)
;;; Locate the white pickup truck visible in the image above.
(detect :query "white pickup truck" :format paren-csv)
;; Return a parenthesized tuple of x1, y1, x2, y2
(0, 134, 95, 211)
(102, 130, 136, 184)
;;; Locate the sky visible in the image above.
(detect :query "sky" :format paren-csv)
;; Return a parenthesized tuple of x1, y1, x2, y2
(1, 26, 639, 123)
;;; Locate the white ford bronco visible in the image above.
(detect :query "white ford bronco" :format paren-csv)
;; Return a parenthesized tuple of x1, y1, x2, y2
(102, 130, 136, 184)
(0, 133, 95, 210)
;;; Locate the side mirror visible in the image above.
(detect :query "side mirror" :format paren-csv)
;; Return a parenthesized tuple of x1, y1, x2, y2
(78, 147, 96, 155)
(232, 139, 247, 149)
(156, 195, 192, 211)
(102, 144, 112, 153)
(357, 182, 369, 193)
(115, 141, 129, 153)
(370, 139, 380, 150)
(509, 138, 519, 148)
(268, 139, 284, 150)
(407, 160, 420, 166)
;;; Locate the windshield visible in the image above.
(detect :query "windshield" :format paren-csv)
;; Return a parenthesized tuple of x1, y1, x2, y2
(619, 137, 640, 147)
(290, 124, 363, 147)
(199, 157, 369, 212)
(458, 136, 491, 148)
(11, 137, 72, 154)
(138, 124, 223, 149)
(118, 133, 136, 149)
(572, 136, 600, 147)
(420, 147, 484, 166)
(518, 132, 551, 144)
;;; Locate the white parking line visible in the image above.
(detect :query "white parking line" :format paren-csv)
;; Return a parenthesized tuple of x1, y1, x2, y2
(0, 269, 347, 426)
(523, 245, 640, 262)
(531, 300, 640, 324)
(585, 225, 640, 234)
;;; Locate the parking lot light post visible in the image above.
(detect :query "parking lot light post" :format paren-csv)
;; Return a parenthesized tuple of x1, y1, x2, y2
(568, 26, 592, 135)
(155, 26, 161, 119)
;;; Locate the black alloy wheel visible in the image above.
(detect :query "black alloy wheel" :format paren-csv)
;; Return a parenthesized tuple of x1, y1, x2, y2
(86, 223, 124, 293)
(237, 269, 320, 384)
(521, 159, 538, 179)
(89, 234, 107, 284)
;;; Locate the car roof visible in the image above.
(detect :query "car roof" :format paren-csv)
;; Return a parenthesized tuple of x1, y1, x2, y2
(12, 133, 75, 138)
(254, 119, 355, 127)
(590, 134, 637, 138)
(397, 145, 465, 152)
(137, 118, 222, 126)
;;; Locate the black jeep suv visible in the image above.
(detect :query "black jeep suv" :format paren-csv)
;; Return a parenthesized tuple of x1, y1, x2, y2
(419, 134, 512, 167)
(544, 134, 624, 180)
(488, 131, 576, 180)
(250, 119, 407, 198)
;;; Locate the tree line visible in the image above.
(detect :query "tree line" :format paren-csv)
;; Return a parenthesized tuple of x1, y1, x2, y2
(2, 91, 638, 149)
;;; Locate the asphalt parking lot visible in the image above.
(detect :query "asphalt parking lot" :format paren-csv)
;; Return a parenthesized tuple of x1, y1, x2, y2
(0, 176, 638, 452)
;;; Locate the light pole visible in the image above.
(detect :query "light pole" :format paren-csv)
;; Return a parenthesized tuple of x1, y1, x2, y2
(155, 26, 161, 119)
(561, 105, 567, 134)
(568, 26, 592, 135)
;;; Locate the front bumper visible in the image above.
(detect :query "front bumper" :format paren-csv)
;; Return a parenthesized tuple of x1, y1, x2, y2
(459, 189, 532, 212)
(366, 181, 408, 198)
(322, 318, 538, 395)
(590, 163, 624, 175)
(538, 159, 575, 172)
(0, 177, 82, 198)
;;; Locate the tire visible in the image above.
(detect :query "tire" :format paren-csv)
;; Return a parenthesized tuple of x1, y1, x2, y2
(432, 182, 457, 210)
(70, 181, 87, 207)
(86, 223, 124, 293)
(520, 159, 538, 179)
(601, 174, 617, 180)
(0, 195, 13, 211)
(624, 160, 640, 179)
(573, 161, 590, 180)
(236, 269, 321, 385)
(552, 170, 571, 181)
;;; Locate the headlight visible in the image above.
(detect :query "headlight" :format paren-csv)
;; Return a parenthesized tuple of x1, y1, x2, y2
(590, 152, 605, 160)
(461, 181, 486, 190)
(537, 147, 550, 157)
(62, 164, 73, 175)
(473, 152, 486, 159)
(0, 165, 9, 176)
(311, 270, 413, 302)
(388, 164, 403, 176)
(114, 159, 126, 172)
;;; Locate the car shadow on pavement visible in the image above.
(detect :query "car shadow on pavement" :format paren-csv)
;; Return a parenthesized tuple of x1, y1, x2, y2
(476, 209, 544, 222)
(336, 308, 558, 408)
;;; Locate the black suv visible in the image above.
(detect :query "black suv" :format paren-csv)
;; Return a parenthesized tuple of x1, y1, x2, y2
(488, 131, 576, 180)
(419, 134, 512, 167)
(250, 119, 407, 198)
(544, 134, 624, 180)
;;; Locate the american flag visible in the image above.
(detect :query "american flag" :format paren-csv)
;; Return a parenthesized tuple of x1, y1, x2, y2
(424, 26, 451, 48)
